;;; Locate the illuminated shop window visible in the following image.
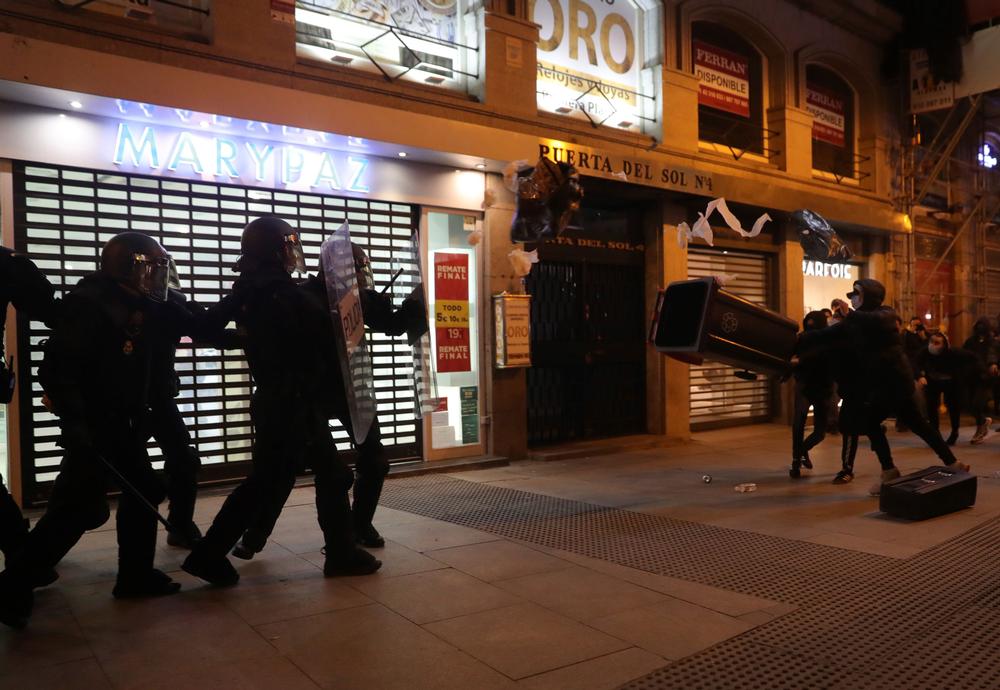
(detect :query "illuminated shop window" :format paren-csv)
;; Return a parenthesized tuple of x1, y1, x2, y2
(806, 65, 856, 179)
(53, 0, 212, 37)
(295, 0, 482, 92)
(979, 142, 998, 169)
(531, 0, 662, 134)
(692, 21, 764, 155)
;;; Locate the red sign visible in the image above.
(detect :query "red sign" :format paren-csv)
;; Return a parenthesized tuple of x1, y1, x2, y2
(434, 252, 471, 373)
(806, 83, 846, 147)
(693, 40, 750, 117)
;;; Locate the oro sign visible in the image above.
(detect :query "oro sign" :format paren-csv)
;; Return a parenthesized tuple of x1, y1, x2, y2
(530, 0, 653, 130)
(494, 294, 532, 368)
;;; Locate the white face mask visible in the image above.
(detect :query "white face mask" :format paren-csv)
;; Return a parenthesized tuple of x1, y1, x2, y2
(849, 292, 863, 310)
(928, 344, 944, 356)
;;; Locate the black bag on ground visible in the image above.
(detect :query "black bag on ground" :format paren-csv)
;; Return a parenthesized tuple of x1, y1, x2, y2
(879, 466, 977, 520)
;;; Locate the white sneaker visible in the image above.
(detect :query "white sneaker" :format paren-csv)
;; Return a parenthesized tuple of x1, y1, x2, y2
(869, 467, 901, 496)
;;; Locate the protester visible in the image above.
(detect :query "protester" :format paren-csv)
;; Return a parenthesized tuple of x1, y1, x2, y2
(959, 317, 996, 443)
(790, 311, 832, 478)
(915, 331, 973, 445)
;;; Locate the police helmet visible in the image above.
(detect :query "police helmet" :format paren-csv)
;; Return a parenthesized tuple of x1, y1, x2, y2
(100, 232, 172, 303)
(236, 216, 306, 274)
(352, 242, 375, 291)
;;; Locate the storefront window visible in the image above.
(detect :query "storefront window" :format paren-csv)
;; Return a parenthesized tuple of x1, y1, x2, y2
(295, 0, 482, 93)
(42, 0, 212, 37)
(806, 65, 856, 179)
(692, 21, 764, 155)
(531, 0, 662, 134)
(802, 259, 860, 315)
(426, 211, 482, 451)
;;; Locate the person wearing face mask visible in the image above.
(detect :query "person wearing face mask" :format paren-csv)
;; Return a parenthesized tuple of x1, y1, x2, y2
(800, 279, 970, 496)
(829, 299, 851, 326)
(961, 317, 997, 444)
(915, 332, 973, 445)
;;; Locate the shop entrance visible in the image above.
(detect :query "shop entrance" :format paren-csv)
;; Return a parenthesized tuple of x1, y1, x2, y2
(525, 204, 647, 445)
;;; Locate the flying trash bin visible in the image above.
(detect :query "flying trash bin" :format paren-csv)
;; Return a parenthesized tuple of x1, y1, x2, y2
(649, 277, 798, 376)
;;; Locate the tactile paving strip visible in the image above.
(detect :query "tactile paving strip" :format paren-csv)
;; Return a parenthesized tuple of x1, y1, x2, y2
(379, 476, 1000, 690)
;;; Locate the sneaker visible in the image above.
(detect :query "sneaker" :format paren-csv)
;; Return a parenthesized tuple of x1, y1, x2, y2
(946, 461, 971, 473)
(166, 521, 203, 550)
(113, 569, 181, 599)
(323, 546, 382, 577)
(354, 524, 386, 548)
(182, 551, 240, 587)
(971, 418, 992, 445)
(832, 470, 854, 485)
(869, 468, 901, 496)
(789, 466, 802, 479)
(801, 452, 813, 470)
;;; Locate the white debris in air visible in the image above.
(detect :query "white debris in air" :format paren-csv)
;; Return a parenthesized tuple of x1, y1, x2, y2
(676, 198, 771, 248)
(508, 248, 539, 277)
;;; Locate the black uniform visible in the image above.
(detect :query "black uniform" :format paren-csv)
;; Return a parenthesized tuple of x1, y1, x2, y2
(1, 274, 173, 619)
(801, 279, 959, 474)
(915, 338, 976, 444)
(183, 268, 362, 582)
(961, 317, 997, 428)
(235, 277, 421, 552)
(790, 312, 833, 476)
(0, 247, 56, 561)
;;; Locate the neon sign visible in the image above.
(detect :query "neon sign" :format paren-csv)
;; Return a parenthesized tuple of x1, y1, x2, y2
(112, 122, 370, 193)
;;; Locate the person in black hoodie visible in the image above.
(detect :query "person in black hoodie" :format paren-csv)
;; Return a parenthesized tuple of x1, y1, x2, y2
(181, 217, 380, 588)
(800, 279, 969, 496)
(915, 331, 974, 445)
(790, 311, 832, 478)
(961, 316, 996, 443)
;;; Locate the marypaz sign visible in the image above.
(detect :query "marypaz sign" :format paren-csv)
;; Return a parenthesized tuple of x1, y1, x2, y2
(693, 40, 750, 117)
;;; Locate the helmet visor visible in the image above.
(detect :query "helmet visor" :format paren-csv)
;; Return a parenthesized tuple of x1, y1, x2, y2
(134, 253, 171, 302)
(283, 233, 307, 275)
(167, 257, 181, 289)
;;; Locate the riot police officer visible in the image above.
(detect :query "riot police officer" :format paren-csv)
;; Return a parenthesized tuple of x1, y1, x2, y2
(0, 233, 180, 629)
(0, 246, 56, 566)
(182, 216, 380, 587)
(230, 242, 426, 558)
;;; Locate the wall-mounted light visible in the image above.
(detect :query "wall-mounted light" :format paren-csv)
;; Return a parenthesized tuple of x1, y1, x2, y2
(397, 152, 407, 158)
(979, 143, 998, 169)
(475, 163, 486, 169)
(925, 312, 933, 320)
(69, 100, 83, 109)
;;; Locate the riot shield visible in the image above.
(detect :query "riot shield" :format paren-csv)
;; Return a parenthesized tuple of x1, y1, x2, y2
(320, 223, 376, 444)
(387, 232, 438, 416)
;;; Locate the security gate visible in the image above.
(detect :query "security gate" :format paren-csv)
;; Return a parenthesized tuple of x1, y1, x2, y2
(12, 161, 422, 504)
(526, 207, 646, 445)
(687, 248, 774, 429)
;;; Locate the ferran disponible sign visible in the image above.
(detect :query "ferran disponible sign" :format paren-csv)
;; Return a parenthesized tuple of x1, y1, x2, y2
(111, 122, 371, 193)
(530, 0, 656, 132)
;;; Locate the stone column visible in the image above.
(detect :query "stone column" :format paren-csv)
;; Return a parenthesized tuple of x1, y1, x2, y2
(661, 68, 701, 153)
(768, 106, 814, 178)
(777, 224, 805, 422)
(662, 202, 691, 439)
(484, 173, 529, 460)
(482, 11, 539, 116)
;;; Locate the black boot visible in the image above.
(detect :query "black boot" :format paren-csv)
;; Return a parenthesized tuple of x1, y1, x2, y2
(231, 530, 266, 561)
(0, 570, 34, 629)
(182, 549, 239, 587)
(789, 459, 802, 479)
(323, 546, 381, 577)
(166, 521, 203, 550)
(354, 524, 385, 548)
(112, 568, 181, 599)
(800, 451, 813, 470)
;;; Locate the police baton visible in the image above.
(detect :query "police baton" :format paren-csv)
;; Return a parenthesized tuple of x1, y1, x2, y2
(381, 268, 404, 295)
(94, 452, 175, 533)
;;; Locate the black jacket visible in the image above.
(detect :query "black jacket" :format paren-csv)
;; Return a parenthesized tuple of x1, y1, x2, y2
(961, 317, 997, 378)
(0, 246, 56, 357)
(39, 274, 160, 447)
